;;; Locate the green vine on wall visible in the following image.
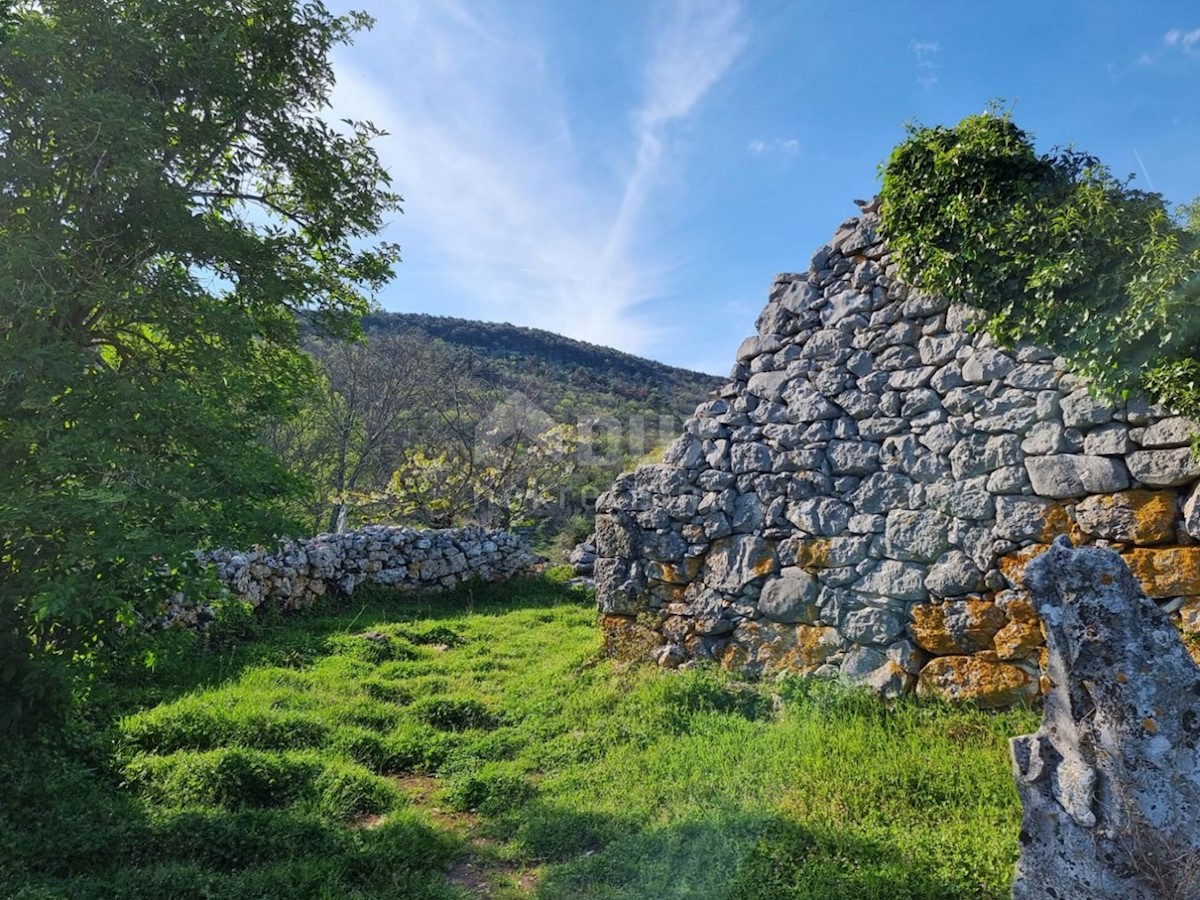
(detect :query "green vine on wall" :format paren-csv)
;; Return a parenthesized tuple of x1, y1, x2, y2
(878, 109, 1200, 418)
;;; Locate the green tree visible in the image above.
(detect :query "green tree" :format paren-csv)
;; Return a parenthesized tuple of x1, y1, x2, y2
(0, 0, 400, 728)
(878, 110, 1200, 415)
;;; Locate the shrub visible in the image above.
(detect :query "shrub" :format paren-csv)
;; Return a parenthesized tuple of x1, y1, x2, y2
(879, 109, 1200, 417)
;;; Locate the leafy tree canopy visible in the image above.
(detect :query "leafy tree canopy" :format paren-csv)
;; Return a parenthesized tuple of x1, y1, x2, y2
(878, 109, 1200, 415)
(0, 0, 399, 727)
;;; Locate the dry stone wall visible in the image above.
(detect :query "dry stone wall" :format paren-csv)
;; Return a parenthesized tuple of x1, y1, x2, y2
(170, 526, 539, 626)
(595, 199, 1200, 706)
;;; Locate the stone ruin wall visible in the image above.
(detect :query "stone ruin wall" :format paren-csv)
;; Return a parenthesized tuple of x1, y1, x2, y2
(594, 199, 1200, 708)
(165, 526, 540, 627)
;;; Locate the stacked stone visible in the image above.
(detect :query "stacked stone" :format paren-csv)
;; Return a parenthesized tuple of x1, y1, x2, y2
(569, 535, 598, 576)
(595, 198, 1200, 706)
(202, 525, 539, 613)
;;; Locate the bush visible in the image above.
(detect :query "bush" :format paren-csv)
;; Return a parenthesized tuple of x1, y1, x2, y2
(879, 109, 1200, 417)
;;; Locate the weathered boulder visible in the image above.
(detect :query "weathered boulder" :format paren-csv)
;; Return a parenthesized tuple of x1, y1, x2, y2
(1011, 538, 1200, 899)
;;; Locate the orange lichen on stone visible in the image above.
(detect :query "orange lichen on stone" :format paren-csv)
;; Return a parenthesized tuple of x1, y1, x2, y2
(910, 599, 1008, 655)
(1039, 503, 1087, 544)
(916, 656, 1040, 709)
(789, 538, 832, 571)
(999, 544, 1052, 587)
(717, 620, 839, 676)
(993, 598, 1045, 661)
(1143, 718, 1158, 734)
(1121, 547, 1200, 599)
(748, 544, 778, 580)
(646, 558, 701, 585)
(1075, 489, 1178, 545)
(600, 614, 660, 662)
(1178, 598, 1200, 634)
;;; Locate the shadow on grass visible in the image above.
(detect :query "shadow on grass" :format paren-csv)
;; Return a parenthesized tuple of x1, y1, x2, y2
(522, 805, 992, 900)
(97, 575, 592, 718)
(0, 741, 461, 899)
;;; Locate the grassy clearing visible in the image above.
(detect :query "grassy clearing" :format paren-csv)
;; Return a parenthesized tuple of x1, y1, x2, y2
(2, 574, 1037, 899)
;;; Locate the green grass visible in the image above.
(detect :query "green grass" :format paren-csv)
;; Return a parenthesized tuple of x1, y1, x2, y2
(2, 576, 1037, 899)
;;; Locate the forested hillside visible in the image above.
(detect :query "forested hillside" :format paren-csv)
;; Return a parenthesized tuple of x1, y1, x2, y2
(363, 312, 722, 425)
(271, 315, 723, 541)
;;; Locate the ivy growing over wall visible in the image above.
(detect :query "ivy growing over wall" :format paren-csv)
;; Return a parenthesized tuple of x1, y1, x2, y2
(878, 110, 1200, 417)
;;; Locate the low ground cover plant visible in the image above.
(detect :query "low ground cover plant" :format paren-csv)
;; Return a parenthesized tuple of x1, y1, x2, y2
(2, 576, 1035, 899)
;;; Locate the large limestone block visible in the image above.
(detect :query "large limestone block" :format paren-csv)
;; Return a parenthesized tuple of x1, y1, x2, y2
(1073, 489, 1177, 544)
(1121, 547, 1200, 599)
(757, 569, 819, 623)
(1127, 447, 1200, 487)
(1011, 538, 1200, 899)
(1025, 454, 1130, 499)
(915, 655, 1037, 708)
(910, 599, 1008, 655)
(700, 535, 776, 592)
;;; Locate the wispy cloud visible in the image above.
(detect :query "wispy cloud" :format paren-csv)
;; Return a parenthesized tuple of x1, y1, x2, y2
(327, 0, 747, 356)
(1133, 148, 1155, 190)
(909, 40, 940, 88)
(747, 138, 800, 157)
(1139, 26, 1200, 65)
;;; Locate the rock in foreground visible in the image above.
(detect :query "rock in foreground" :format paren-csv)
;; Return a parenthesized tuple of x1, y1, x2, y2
(1011, 537, 1200, 899)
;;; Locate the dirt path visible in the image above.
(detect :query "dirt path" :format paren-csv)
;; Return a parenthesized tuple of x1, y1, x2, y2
(393, 773, 542, 898)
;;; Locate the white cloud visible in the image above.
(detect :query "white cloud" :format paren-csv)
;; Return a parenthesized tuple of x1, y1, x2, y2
(1139, 26, 1200, 65)
(909, 39, 940, 88)
(747, 138, 800, 157)
(326, 1, 747, 357)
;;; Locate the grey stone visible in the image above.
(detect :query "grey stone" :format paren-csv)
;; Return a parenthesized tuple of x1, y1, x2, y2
(785, 498, 853, 536)
(1082, 423, 1131, 456)
(730, 442, 773, 475)
(961, 348, 1015, 383)
(701, 535, 776, 591)
(757, 569, 820, 623)
(1127, 448, 1200, 487)
(827, 439, 881, 475)
(1004, 363, 1059, 390)
(731, 493, 765, 534)
(736, 333, 785, 362)
(1185, 483, 1200, 541)
(886, 638, 926, 675)
(848, 473, 911, 523)
(924, 477, 994, 519)
(925, 550, 983, 597)
(821, 290, 873, 326)
(595, 515, 640, 557)
(857, 560, 928, 600)
(1026, 455, 1130, 499)
(1060, 389, 1113, 429)
(839, 646, 888, 682)
(918, 334, 967, 367)
(783, 386, 840, 421)
(994, 496, 1055, 543)
(930, 362, 966, 393)
(843, 607, 906, 646)
(1012, 538, 1200, 900)
(884, 509, 952, 562)
(746, 370, 791, 402)
(1022, 422, 1070, 458)
(1137, 416, 1199, 448)
(986, 465, 1030, 494)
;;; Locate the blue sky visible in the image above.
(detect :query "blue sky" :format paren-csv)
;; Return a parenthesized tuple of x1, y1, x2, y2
(327, 1, 1200, 375)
